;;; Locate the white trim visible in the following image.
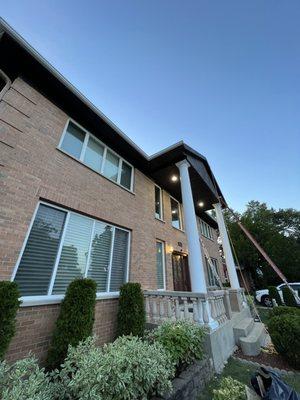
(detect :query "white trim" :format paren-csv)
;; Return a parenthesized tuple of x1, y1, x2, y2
(154, 184, 164, 221)
(12, 200, 131, 302)
(106, 226, 116, 292)
(58, 118, 134, 192)
(156, 240, 166, 291)
(84, 220, 96, 278)
(169, 195, 183, 231)
(47, 211, 70, 295)
(20, 292, 120, 307)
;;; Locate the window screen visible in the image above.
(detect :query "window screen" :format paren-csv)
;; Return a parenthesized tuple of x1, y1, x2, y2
(156, 241, 165, 290)
(61, 122, 85, 159)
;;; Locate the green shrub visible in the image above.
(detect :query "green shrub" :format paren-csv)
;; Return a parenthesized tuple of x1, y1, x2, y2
(268, 314, 300, 369)
(46, 278, 96, 370)
(0, 357, 54, 400)
(270, 306, 300, 318)
(268, 286, 282, 306)
(146, 320, 206, 371)
(53, 336, 174, 400)
(213, 377, 246, 400)
(0, 281, 21, 360)
(282, 287, 298, 307)
(117, 282, 145, 337)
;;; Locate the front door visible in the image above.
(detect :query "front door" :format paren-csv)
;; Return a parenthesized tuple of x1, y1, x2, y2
(172, 253, 191, 292)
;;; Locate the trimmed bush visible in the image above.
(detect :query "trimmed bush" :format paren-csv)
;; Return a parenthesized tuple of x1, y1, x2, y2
(267, 314, 300, 369)
(117, 282, 145, 337)
(268, 286, 282, 306)
(46, 278, 96, 370)
(0, 357, 54, 400)
(282, 286, 298, 307)
(53, 336, 174, 399)
(0, 281, 21, 360)
(213, 377, 246, 400)
(270, 306, 300, 318)
(146, 320, 206, 372)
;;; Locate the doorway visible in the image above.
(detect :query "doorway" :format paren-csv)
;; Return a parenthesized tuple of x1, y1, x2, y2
(172, 252, 191, 292)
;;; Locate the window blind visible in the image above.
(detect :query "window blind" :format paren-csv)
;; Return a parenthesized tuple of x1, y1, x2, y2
(14, 205, 66, 296)
(156, 241, 165, 290)
(110, 229, 129, 292)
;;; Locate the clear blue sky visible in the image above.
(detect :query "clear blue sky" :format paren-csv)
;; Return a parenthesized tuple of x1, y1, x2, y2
(2, 1, 300, 212)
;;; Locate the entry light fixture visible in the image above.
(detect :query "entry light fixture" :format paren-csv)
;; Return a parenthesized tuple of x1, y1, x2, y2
(198, 201, 204, 207)
(171, 175, 178, 182)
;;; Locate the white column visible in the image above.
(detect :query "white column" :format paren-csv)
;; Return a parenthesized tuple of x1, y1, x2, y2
(176, 160, 207, 293)
(213, 202, 240, 289)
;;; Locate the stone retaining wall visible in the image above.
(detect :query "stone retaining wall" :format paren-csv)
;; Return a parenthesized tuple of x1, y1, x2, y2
(152, 357, 214, 400)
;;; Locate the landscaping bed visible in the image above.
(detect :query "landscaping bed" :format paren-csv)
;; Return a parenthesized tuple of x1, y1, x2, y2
(234, 347, 298, 373)
(197, 357, 300, 400)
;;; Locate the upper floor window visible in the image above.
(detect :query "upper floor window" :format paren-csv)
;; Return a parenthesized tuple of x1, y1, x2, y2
(155, 185, 163, 220)
(0, 69, 11, 100)
(200, 219, 213, 240)
(156, 240, 166, 290)
(170, 197, 183, 230)
(13, 202, 130, 298)
(205, 257, 219, 287)
(59, 120, 134, 191)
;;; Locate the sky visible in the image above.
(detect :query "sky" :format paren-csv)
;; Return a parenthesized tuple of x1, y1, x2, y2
(1, 1, 300, 212)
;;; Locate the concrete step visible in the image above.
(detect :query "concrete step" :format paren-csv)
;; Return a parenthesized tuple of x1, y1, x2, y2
(233, 317, 254, 344)
(240, 322, 267, 356)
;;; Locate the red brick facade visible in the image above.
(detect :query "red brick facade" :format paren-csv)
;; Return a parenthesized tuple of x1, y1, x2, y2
(0, 78, 224, 363)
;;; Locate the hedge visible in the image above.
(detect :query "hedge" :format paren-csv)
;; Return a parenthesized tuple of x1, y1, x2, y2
(270, 306, 300, 319)
(282, 287, 298, 307)
(267, 314, 300, 369)
(0, 281, 21, 360)
(268, 286, 282, 306)
(46, 278, 96, 370)
(117, 282, 145, 337)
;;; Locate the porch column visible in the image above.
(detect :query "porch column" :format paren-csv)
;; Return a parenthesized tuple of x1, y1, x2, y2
(176, 160, 207, 293)
(213, 202, 240, 289)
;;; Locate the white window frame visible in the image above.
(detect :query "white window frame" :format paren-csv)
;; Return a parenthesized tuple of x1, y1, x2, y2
(200, 219, 213, 240)
(156, 240, 166, 291)
(154, 184, 164, 221)
(58, 118, 135, 193)
(170, 195, 183, 231)
(11, 200, 131, 306)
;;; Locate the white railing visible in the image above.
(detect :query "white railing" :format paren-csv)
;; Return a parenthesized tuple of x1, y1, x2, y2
(144, 290, 231, 329)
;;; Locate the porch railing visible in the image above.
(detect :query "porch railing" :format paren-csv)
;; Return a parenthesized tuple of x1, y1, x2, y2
(144, 289, 232, 328)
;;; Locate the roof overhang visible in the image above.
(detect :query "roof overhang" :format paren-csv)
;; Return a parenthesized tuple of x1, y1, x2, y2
(0, 18, 227, 225)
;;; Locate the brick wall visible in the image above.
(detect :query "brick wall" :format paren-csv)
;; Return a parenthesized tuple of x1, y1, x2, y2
(0, 77, 223, 363)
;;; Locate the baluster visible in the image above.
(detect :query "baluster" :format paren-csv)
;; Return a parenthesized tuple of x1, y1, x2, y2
(197, 298, 204, 324)
(152, 296, 158, 323)
(224, 290, 232, 320)
(191, 297, 199, 322)
(145, 296, 150, 322)
(175, 298, 181, 320)
(159, 296, 165, 322)
(182, 297, 189, 320)
(167, 297, 174, 320)
(202, 298, 209, 324)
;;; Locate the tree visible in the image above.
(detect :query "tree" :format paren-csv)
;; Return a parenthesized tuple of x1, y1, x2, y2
(225, 201, 300, 289)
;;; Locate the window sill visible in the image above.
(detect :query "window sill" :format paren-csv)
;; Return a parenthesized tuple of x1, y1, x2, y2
(56, 148, 135, 195)
(155, 217, 165, 223)
(172, 225, 185, 233)
(19, 292, 120, 307)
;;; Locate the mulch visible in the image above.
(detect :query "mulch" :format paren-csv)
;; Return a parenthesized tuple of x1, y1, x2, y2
(234, 348, 298, 373)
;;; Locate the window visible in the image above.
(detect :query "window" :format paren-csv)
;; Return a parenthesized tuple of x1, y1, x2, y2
(156, 241, 166, 290)
(0, 69, 10, 99)
(13, 203, 130, 298)
(205, 258, 219, 287)
(59, 120, 133, 191)
(200, 219, 213, 240)
(170, 197, 182, 230)
(155, 185, 163, 220)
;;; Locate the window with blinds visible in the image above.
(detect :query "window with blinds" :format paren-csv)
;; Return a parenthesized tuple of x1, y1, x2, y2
(13, 203, 130, 298)
(205, 258, 219, 287)
(156, 241, 165, 290)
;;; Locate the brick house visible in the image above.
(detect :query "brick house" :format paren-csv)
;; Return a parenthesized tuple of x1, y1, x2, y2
(0, 19, 251, 369)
